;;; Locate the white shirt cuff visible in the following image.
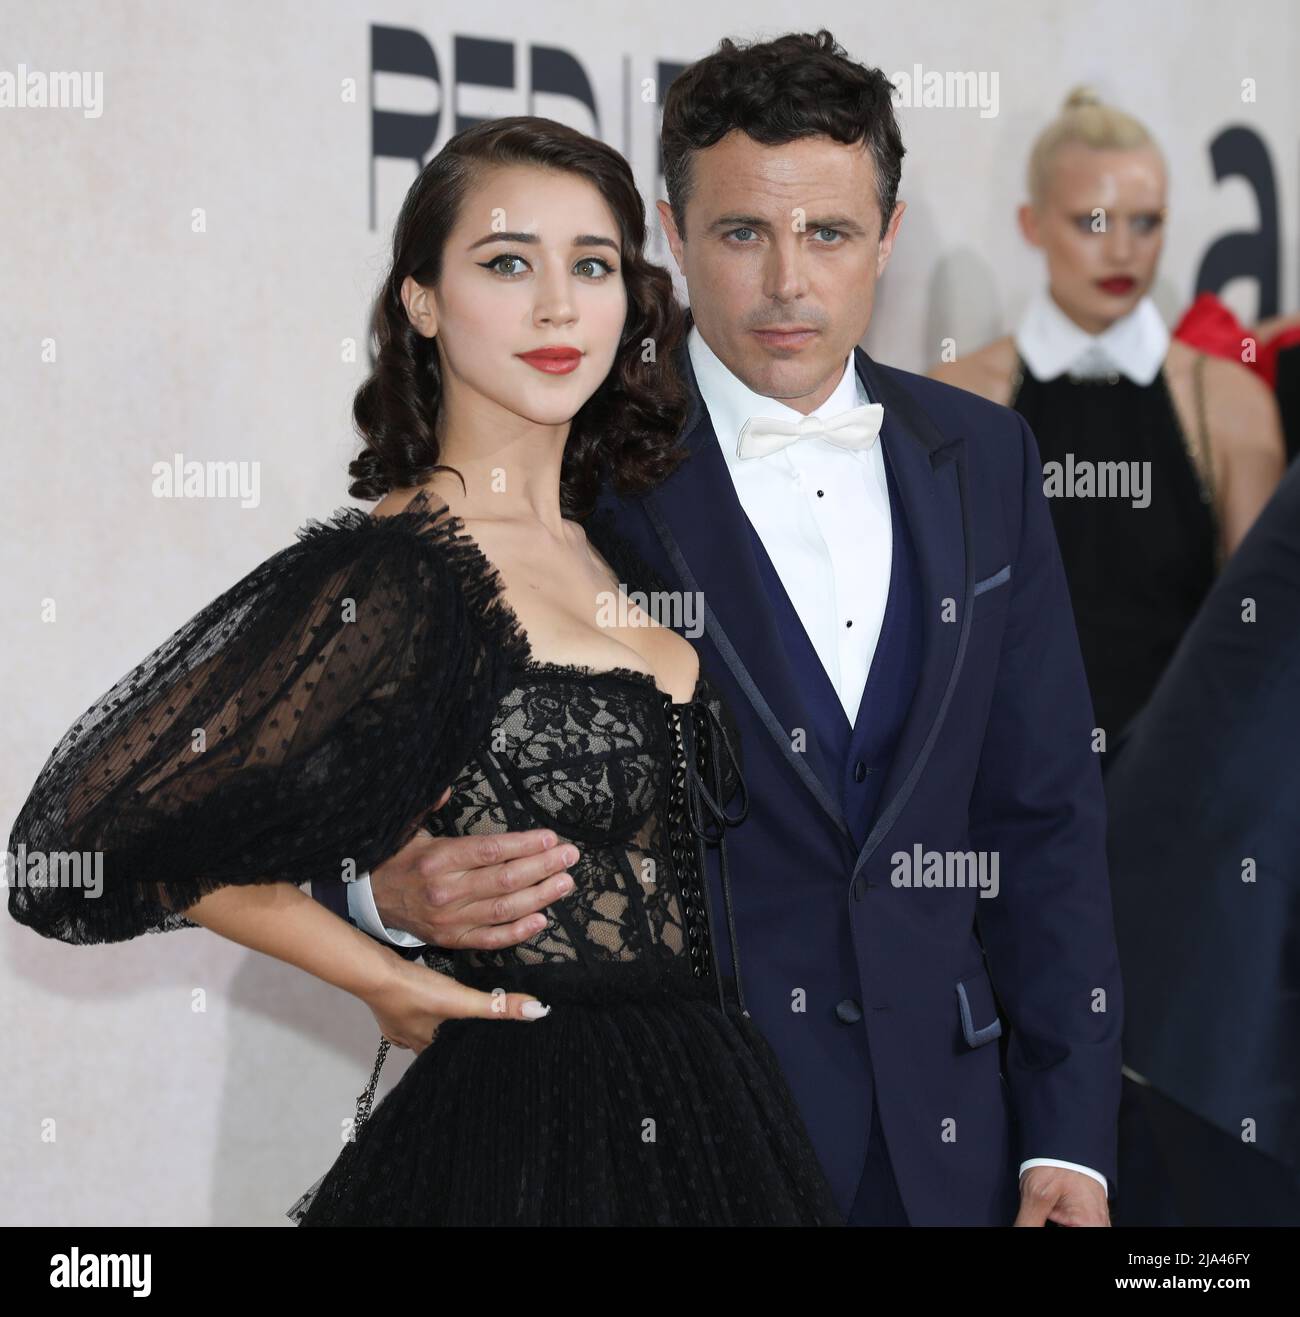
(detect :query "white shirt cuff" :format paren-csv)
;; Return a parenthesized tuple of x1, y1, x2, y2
(345, 872, 426, 948)
(1019, 1158, 1108, 1194)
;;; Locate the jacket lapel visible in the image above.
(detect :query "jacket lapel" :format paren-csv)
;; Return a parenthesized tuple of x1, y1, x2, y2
(849, 350, 973, 878)
(643, 342, 850, 836)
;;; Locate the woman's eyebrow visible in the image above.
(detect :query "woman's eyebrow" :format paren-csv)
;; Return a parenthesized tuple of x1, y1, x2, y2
(467, 231, 619, 250)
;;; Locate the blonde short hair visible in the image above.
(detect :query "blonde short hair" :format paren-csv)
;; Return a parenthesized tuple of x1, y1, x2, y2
(1027, 86, 1161, 205)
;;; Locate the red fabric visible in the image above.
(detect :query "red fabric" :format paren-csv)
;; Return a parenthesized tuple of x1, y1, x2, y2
(1172, 291, 1300, 389)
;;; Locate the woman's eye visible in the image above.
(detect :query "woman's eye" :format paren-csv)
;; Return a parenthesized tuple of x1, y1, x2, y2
(484, 254, 528, 277)
(1130, 213, 1163, 235)
(1072, 215, 1100, 235)
(481, 253, 615, 279)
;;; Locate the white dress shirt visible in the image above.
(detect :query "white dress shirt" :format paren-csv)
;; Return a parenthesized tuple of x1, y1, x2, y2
(346, 319, 1108, 1197)
(689, 325, 892, 724)
(347, 871, 424, 947)
(1015, 287, 1169, 385)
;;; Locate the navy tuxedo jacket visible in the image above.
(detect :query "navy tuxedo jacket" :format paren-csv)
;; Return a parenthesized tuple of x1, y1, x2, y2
(314, 337, 1124, 1226)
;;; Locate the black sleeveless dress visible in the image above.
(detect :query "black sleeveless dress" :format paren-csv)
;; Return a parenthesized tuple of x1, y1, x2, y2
(1010, 355, 1219, 749)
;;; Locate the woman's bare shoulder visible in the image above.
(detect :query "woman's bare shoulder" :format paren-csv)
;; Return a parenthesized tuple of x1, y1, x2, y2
(1166, 339, 1279, 424)
(370, 483, 454, 521)
(1164, 340, 1284, 498)
(928, 336, 1019, 406)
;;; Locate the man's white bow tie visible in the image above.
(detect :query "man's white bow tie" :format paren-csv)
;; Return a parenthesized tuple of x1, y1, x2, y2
(736, 402, 885, 460)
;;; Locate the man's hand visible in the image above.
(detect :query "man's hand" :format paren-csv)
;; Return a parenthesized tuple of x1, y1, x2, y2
(1013, 1166, 1110, 1226)
(370, 790, 579, 951)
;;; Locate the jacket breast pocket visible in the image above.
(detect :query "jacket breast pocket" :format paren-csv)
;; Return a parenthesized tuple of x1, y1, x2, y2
(955, 968, 1003, 1048)
(972, 564, 1011, 600)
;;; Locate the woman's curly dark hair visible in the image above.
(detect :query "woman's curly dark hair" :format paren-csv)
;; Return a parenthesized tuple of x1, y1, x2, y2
(348, 116, 689, 517)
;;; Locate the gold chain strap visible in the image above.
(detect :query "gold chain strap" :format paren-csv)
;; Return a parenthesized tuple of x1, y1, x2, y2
(1163, 353, 1223, 572)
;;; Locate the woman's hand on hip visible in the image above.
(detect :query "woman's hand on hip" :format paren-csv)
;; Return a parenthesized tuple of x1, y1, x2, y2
(363, 955, 551, 1053)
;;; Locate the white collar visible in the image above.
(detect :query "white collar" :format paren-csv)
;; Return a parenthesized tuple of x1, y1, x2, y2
(1014, 288, 1169, 385)
(686, 323, 869, 468)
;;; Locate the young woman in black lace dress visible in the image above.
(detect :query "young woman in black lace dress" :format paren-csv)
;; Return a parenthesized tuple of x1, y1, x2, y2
(6, 116, 841, 1226)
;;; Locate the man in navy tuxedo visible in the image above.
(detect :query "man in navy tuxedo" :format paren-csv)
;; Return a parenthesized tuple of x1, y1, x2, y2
(313, 30, 1123, 1226)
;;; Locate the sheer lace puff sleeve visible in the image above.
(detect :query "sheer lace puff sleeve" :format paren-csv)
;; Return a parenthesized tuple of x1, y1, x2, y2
(6, 490, 530, 946)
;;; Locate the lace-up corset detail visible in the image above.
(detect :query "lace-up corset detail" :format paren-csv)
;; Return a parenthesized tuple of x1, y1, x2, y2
(425, 661, 747, 1008)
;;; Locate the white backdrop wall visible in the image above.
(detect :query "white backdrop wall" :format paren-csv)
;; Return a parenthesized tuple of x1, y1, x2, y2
(3, 0, 1296, 1225)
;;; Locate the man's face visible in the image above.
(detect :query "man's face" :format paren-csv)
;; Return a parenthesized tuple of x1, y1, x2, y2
(658, 130, 904, 413)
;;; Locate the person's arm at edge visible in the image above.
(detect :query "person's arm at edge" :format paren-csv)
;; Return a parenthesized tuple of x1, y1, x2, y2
(967, 408, 1125, 1193)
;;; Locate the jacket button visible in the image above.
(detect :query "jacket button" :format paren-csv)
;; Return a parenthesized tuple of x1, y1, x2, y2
(852, 874, 867, 901)
(835, 998, 863, 1024)
(853, 760, 867, 783)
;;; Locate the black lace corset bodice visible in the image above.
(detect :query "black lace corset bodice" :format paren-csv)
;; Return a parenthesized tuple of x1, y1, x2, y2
(423, 660, 749, 1014)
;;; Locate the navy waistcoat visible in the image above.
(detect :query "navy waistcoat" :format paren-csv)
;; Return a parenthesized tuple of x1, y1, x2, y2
(741, 438, 922, 852)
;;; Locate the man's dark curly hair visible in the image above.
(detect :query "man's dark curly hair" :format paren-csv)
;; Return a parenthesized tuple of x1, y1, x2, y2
(661, 29, 906, 242)
(349, 116, 689, 518)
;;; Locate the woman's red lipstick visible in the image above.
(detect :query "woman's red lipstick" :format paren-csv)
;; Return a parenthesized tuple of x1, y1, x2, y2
(517, 346, 582, 375)
(1096, 276, 1136, 296)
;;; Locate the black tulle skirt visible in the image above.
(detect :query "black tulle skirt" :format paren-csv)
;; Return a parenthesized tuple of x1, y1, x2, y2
(294, 961, 843, 1226)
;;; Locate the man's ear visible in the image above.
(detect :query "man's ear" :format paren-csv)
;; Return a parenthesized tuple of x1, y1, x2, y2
(401, 275, 437, 338)
(876, 198, 906, 276)
(656, 199, 685, 273)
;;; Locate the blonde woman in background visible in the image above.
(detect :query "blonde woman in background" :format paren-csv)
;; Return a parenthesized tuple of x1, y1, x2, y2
(931, 87, 1284, 760)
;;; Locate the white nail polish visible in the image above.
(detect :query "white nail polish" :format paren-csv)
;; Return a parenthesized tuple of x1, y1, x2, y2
(521, 1001, 551, 1020)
